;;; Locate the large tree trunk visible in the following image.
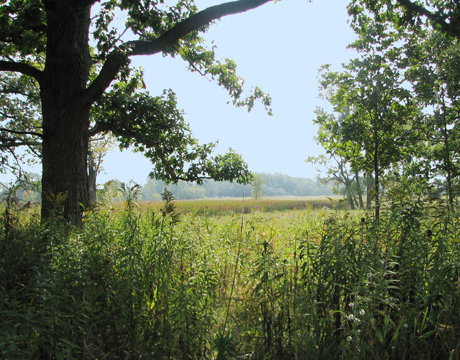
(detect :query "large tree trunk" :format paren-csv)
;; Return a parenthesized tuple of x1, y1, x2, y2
(40, 1, 92, 223)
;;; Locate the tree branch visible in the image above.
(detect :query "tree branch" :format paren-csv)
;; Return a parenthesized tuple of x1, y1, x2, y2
(0, 140, 42, 149)
(81, 0, 273, 106)
(128, 0, 273, 56)
(89, 119, 179, 181)
(0, 61, 43, 84)
(0, 128, 43, 138)
(396, 0, 453, 35)
(88, 121, 112, 138)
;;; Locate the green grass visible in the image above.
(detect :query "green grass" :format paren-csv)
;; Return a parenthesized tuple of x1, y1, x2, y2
(1, 192, 460, 359)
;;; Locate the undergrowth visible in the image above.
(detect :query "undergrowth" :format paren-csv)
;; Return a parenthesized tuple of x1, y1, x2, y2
(1, 186, 460, 359)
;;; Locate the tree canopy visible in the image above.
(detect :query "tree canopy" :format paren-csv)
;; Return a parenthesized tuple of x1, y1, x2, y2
(309, 0, 460, 219)
(0, 0, 273, 222)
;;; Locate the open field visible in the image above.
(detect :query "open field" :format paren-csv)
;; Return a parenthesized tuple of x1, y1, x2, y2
(113, 195, 347, 216)
(2, 195, 460, 359)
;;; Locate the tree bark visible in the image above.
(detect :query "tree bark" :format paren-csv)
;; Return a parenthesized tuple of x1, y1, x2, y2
(88, 151, 97, 203)
(40, 1, 92, 222)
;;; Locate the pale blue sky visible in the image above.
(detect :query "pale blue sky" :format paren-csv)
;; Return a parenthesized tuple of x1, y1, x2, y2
(2, 0, 358, 185)
(100, 0, 359, 184)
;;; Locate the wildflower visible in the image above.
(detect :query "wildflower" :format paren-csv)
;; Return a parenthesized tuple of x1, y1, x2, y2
(348, 302, 355, 308)
(359, 309, 365, 316)
(404, 323, 408, 328)
(348, 314, 355, 320)
(347, 336, 353, 342)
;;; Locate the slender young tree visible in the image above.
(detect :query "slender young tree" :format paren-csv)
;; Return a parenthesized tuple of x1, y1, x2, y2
(252, 173, 265, 199)
(318, 53, 417, 220)
(0, 0, 273, 223)
(348, 1, 460, 206)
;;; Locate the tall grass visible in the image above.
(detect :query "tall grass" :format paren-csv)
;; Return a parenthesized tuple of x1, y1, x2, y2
(1, 188, 460, 359)
(112, 197, 346, 217)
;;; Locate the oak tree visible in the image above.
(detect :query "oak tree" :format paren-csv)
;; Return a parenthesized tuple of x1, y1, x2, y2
(0, 0, 273, 223)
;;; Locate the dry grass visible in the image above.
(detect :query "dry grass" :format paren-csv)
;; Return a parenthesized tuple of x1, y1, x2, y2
(111, 196, 348, 216)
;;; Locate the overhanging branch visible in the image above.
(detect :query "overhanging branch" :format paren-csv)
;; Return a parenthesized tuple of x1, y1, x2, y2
(0, 61, 44, 84)
(82, 0, 273, 107)
(128, 0, 273, 56)
(396, 0, 457, 36)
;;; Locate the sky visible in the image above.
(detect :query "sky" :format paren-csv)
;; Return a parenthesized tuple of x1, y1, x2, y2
(2, 0, 359, 186)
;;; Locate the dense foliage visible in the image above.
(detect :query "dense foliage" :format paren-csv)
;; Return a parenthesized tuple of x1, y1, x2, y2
(1, 186, 460, 359)
(312, 0, 460, 221)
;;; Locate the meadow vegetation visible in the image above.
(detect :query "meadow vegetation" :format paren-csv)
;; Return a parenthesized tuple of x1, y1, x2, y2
(1, 185, 460, 359)
(112, 196, 345, 216)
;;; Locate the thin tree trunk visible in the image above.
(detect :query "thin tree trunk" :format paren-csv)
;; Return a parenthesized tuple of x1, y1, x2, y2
(373, 140, 380, 222)
(355, 170, 364, 209)
(366, 172, 372, 209)
(442, 120, 453, 210)
(346, 181, 355, 210)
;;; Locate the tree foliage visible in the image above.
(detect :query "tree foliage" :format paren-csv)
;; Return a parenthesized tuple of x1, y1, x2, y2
(252, 173, 265, 199)
(0, 0, 273, 222)
(316, 52, 418, 220)
(308, 0, 460, 218)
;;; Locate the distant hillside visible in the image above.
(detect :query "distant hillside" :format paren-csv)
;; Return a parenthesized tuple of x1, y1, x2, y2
(140, 172, 335, 200)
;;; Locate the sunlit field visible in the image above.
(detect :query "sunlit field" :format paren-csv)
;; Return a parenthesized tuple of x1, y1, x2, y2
(111, 195, 347, 216)
(2, 192, 460, 359)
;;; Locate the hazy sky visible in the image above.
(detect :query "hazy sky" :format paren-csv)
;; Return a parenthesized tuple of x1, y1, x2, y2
(2, 0, 359, 185)
(99, 0, 359, 185)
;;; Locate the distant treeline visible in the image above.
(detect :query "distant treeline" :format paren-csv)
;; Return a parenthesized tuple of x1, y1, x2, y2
(138, 172, 334, 200)
(1, 172, 335, 203)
